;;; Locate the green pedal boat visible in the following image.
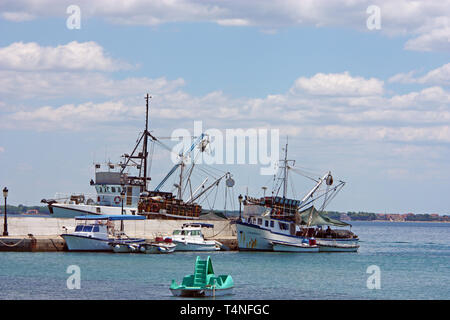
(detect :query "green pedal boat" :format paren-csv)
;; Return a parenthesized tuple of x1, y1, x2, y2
(170, 256, 234, 297)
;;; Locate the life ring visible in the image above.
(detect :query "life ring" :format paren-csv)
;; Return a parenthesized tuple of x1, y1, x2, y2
(114, 196, 121, 204)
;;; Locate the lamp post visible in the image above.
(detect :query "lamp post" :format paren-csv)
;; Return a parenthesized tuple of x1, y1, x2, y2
(120, 190, 125, 232)
(3, 187, 8, 236)
(238, 194, 243, 222)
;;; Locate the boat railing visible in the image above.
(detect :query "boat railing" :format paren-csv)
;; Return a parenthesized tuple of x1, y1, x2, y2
(52, 192, 140, 205)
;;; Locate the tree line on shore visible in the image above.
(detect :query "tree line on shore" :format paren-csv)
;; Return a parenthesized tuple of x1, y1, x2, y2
(1, 205, 448, 222)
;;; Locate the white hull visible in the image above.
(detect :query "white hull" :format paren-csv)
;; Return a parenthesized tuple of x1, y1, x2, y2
(61, 234, 112, 251)
(237, 221, 306, 251)
(112, 243, 141, 253)
(316, 239, 359, 252)
(140, 243, 176, 254)
(172, 240, 220, 251)
(272, 241, 319, 253)
(51, 203, 136, 218)
(170, 287, 233, 297)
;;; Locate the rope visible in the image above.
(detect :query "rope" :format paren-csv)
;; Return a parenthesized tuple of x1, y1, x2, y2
(0, 237, 27, 247)
(49, 238, 61, 251)
(210, 222, 233, 238)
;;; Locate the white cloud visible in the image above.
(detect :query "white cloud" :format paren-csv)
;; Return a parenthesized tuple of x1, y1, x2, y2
(7, 101, 137, 130)
(0, 70, 184, 100)
(291, 72, 384, 96)
(403, 17, 450, 52)
(1, 11, 34, 21)
(389, 86, 450, 108)
(3, 68, 449, 146)
(0, 41, 130, 71)
(216, 19, 250, 26)
(389, 63, 450, 86)
(2, 1, 450, 51)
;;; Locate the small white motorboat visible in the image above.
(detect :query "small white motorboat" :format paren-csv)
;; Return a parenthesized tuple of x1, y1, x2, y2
(139, 242, 176, 254)
(61, 215, 146, 251)
(169, 223, 222, 251)
(316, 239, 360, 252)
(271, 239, 319, 253)
(111, 242, 141, 253)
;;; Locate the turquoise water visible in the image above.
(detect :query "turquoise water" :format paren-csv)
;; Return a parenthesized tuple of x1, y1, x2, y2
(0, 221, 449, 300)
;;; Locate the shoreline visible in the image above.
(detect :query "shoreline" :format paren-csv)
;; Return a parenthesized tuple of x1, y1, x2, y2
(5, 214, 450, 223)
(347, 219, 449, 223)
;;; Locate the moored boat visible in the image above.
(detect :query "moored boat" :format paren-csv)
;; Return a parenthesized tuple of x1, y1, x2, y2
(236, 143, 359, 252)
(61, 215, 146, 251)
(168, 223, 222, 251)
(271, 239, 319, 253)
(139, 242, 176, 254)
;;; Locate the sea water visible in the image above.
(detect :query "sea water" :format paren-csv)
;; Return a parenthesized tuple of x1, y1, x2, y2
(0, 221, 448, 300)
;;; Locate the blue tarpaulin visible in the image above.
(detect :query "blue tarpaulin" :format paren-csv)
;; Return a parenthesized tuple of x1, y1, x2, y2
(75, 215, 145, 221)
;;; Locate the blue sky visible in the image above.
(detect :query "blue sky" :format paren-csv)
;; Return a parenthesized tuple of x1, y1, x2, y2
(0, 0, 449, 214)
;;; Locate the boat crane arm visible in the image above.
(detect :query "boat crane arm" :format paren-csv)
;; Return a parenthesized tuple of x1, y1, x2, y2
(301, 171, 331, 203)
(185, 177, 209, 203)
(154, 133, 206, 192)
(187, 173, 227, 204)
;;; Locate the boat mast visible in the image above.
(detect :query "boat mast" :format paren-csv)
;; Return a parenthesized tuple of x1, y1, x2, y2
(282, 142, 288, 199)
(119, 93, 154, 191)
(143, 93, 151, 191)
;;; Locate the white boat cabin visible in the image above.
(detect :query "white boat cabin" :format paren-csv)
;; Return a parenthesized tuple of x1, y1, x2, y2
(171, 224, 209, 241)
(94, 172, 141, 208)
(244, 215, 300, 237)
(71, 220, 111, 240)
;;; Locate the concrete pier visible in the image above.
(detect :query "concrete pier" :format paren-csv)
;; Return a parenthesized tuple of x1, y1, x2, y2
(0, 217, 238, 251)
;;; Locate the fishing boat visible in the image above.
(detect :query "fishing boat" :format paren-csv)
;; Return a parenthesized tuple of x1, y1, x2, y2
(43, 94, 155, 218)
(236, 143, 359, 252)
(61, 215, 145, 251)
(169, 223, 222, 251)
(170, 256, 234, 297)
(43, 94, 236, 220)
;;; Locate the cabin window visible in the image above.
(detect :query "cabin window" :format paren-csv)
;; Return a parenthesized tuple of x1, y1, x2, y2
(257, 218, 262, 225)
(83, 226, 93, 232)
(96, 207, 101, 214)
(270, 221, 274, 228)
(75, 225, 83, 232)
(265, 220, 269, 227)
(278, 222, 288, 230)
(111, 187, 116, 193)
(93, 226, 99, 232)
